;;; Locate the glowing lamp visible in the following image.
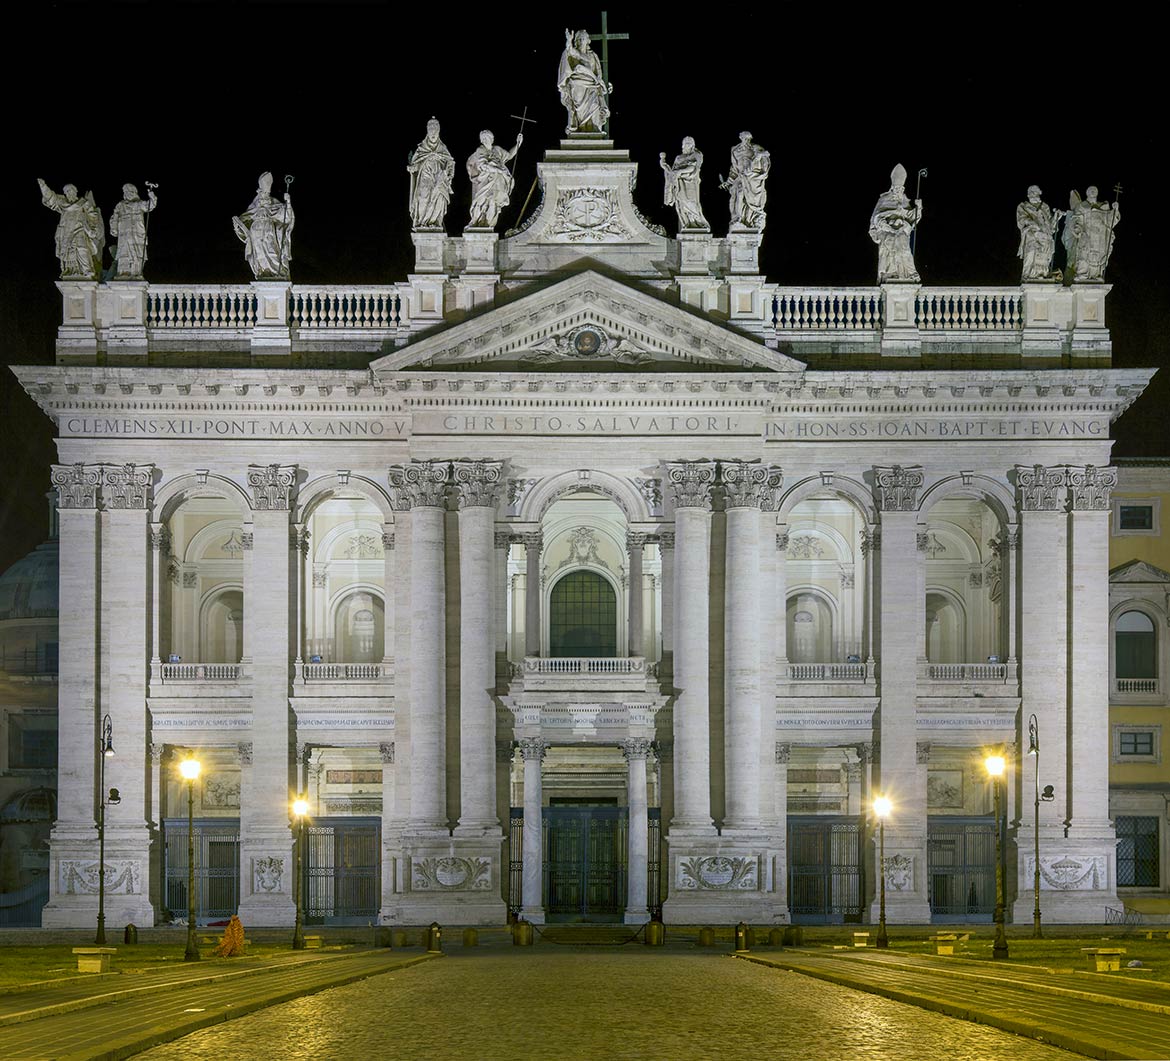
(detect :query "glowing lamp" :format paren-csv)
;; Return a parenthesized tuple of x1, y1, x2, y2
(179, 757, 201, 781)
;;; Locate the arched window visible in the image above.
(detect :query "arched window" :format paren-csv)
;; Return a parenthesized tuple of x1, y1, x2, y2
(1116, 611, 1157, 678)
(549, 570, 617, 657)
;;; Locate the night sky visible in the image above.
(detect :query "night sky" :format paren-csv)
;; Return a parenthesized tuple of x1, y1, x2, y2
(1, 5, 1164, 575)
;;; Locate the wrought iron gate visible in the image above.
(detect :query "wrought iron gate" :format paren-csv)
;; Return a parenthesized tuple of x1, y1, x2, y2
(163, 819, 240, 922)
(543, 806, 627, 922)
(927, 817, 995, 921)
(303, 817, 380, 924)
(647, 808, 663, 920)
(787, 816, 864, 923)
(508, 809, 524, 917)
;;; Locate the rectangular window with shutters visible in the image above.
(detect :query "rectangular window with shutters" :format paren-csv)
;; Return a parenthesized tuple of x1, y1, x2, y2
(1116, 816, 1159, 887)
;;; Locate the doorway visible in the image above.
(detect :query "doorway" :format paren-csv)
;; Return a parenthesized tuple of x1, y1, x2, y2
(543, 802, 627, 922)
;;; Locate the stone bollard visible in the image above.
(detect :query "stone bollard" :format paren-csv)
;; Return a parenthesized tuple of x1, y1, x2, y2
(123, 923, 138, 945)
(768, 928, 784, 947)
(462, 928, 478, 947)
(645, 921, 665, 946)
(698, 927, 715, 947)
(426, 922, 442, 953)
(513, 919, 534, 947)
(745, 926, 757, 949)
(782, 926, 803, 947)
(734, 922, 749, 951)
(391, 930, 408, 949)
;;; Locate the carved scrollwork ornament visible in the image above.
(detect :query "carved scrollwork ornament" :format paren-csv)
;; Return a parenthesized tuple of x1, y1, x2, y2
(382, 530, 395, 551)
(51, 463, 102, 509)
(521, 531, 543, 553)
(247, 464, 296, 511)
(1067, 465, 1117, 510)
(719, 460, 772, 509)
(665, 460, 717, 510)
(874, 465, 925, 512)
(149, 525, 171, 553)
(1017, 464, 1066, 512)
(621, 738, 653, 761)
(102, 463, 154, 510)
(388, 460, 449, 509)
(626, 531, 648, 553)
(451, 459, 505, 508)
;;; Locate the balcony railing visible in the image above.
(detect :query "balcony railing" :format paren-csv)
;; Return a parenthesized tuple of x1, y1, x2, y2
(925, 663, 1009, 682)
(1114, 677, 1161, 696)
(781, 662, 870, 682)
(514, 656, 657, 690)
(523, 657, 648, 676)
(157, 663, 242, 681)
(296, 661, 391, 682)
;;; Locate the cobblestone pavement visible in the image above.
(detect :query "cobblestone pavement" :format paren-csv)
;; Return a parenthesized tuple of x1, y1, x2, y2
(138, 948, 1084, 1061)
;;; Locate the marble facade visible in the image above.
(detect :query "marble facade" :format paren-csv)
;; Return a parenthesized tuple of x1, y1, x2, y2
(15, 127, 1153, 929)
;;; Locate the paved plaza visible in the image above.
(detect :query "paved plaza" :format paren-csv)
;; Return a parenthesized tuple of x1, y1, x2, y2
(135, 949, 1086, 1061)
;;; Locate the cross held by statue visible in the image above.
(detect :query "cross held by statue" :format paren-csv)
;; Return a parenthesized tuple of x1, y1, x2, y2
(590, 11, 628, 135)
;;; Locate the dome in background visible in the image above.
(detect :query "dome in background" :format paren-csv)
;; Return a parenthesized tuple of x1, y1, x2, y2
(0, 539, 58, 622)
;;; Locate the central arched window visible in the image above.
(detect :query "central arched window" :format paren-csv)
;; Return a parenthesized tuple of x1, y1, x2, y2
(549, 570, 616, 657)
(1117, 611, 1157, 678)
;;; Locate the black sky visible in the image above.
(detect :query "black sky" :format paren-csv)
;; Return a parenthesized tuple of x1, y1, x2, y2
(1, 4, 1165, 574)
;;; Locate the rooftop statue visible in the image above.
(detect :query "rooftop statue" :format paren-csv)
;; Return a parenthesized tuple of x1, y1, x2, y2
(37, 178, 104, 280)
(109, 183, 158, 280)
(232, 172, 294, 280)
(1016, 185, 1063, 282)
(869, 163, 922, 283)
(557, 29, 611, 134)
(408, 118, 455, 231)
(722, 132, 771, 231)
(466, 130, 522, 230)
(1064, 186, 1120, 283)
(660, 137, 710, 231)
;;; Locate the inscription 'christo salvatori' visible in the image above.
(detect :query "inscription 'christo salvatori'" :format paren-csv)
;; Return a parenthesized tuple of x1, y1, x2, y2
(766, 418, 1108, 439)
(434, 414, 743, 434)
(62, 417, 407, 438)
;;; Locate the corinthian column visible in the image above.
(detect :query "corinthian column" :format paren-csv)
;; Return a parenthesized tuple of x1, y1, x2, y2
(452, 459, 504, 835)
(389, 461, 450, 834)
(626, 533, 646, 656)
(623, 738, 652, 923)
(721, 461, 770, 832)
(519, 737, 546, 923)
(523, 532, 542, 657)
(664, 460, 717, 835)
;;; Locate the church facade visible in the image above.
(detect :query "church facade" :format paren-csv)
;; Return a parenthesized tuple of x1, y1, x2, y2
(15, 60, 1151, 928)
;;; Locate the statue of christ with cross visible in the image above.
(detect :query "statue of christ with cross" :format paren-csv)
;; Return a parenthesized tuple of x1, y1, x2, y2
(557, 14, 627, 136)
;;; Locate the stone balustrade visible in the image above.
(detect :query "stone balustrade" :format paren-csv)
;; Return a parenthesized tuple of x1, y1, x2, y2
(155, 662, 243, 681)
(1114, 677, 1160, 696)
(781, 662, 870, 682)
(55, 278, 1110, 362)
(515, 656, 655, 692)
(296, 661, 391, 682)
(923, 662, 1011, 683)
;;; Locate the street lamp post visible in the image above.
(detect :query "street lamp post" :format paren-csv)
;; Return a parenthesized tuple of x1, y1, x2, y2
(179, 756, 201, 961)
(292, 796, 308, 950)
(1027, 714, 1056, 940)
(873, 795, 891, 949)
(985, 752, 1009, 960)
(95, 715, 120, 945)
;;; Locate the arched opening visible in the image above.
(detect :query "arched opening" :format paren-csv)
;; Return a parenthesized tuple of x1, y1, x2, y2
(201, 588, 244, 663)
(334, 591, 385, 664)
(787, 592, 835, 663)
(1116, 611, 1157, 678)
(549, 570, 617, 657)
(925, 590, 966, 663)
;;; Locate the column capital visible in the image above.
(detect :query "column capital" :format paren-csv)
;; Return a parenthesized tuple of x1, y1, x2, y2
(720, 460, 782, 509)
(149, 524, 171, 554)
(496, 740, 515, 764)
(237, 741, 253, 765)
(776, 532, 789, 552)
(775, 742, 791, 764)
(101, 462, 155, 510)
(247, 463, 297, 511)
(860, 526, 881, 554)
(621, 738, 653, 761)
(379, 741, 395, 764)
(292, 525, 311, 555)
(626, 531, 648, 552)
(873, 465, 924, 512)
(665, 460, 717, 510)
(656, 531, 675, 551)
(1067, 465, 1117, 511)
(51, 463, 102, 510)
(521, 531, 543, 552)
(382, 530, 395, 551)
(451, 459, 505, 508)
(150, 741, 166, 764)
(388, 460, 448, 509)
(517, 737, 547, 761)
(1016, 464, 1066, 511)
(494, 531, 513, 550)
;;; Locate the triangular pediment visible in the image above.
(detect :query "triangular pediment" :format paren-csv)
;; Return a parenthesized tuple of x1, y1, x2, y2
(371, 272, 805, 374)
(1110, 559, 1170, 584)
